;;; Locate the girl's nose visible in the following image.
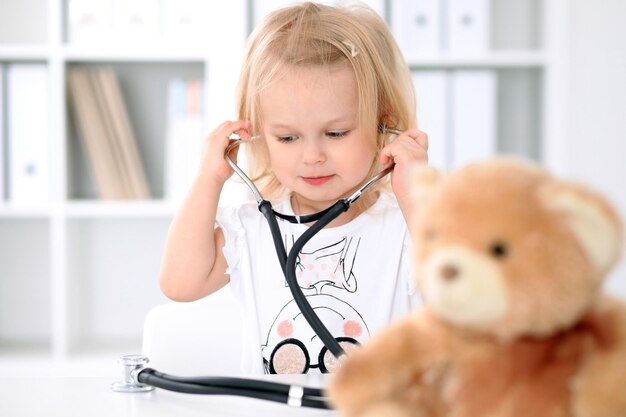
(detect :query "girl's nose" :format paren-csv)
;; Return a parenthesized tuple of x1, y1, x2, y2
(302, 138, 326, 165)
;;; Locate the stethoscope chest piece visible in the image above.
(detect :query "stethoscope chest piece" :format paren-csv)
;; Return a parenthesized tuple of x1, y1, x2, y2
(111, 354, 155, 393)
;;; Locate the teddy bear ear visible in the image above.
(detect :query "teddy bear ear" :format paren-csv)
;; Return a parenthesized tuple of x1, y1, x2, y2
(408, 162, 444, 207)
(540, 181, 624, 275)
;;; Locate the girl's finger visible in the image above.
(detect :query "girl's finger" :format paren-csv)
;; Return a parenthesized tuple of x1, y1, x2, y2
(233, 120, 253, 141)
(222, 120, 251, 137)
(397, 129, 428, 150)
(413, 131, 428, 150)
(379, 145, 395, 165)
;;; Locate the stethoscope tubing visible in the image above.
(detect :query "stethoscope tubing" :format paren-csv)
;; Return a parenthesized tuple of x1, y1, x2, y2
(137, 368, 330, 408)
(284, 200, 351, 358)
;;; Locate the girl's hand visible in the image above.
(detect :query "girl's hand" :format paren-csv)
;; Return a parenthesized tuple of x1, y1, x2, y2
(379, 129, 429, 217)
(199, 120, 252, 184)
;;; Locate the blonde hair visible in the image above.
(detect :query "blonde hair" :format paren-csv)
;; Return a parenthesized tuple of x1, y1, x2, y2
(236, 1, 416, 204)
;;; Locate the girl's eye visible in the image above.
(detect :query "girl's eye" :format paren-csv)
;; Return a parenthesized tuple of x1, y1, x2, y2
(326, 130, 349, 139)
(276, 135, 298, 143)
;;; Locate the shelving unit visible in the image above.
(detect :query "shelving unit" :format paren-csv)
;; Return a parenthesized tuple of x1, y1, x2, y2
(0, 0, 565, 376)
(0, 0, 248, 376)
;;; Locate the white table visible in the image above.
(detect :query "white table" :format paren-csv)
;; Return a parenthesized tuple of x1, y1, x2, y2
(0, 374, 337, 417)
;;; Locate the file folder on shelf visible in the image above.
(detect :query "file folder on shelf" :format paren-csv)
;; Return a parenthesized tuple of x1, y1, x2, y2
(67, 67, 150, 199)
(412, 71, 450, 171)
(164, 78, 205, 203)
(6, 64, 50, 207)
(67, 0, 113, 44)
(450, 70, 497, 168)
(446, 0, 491, 53)
(392, 0, 442, 59)
(0, 64, 5, 202)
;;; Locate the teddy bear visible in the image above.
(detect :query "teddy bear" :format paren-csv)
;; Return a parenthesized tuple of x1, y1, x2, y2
(328, 157, 626, 417)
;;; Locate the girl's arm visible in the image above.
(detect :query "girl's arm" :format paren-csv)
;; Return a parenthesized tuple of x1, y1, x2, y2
(159, 120, 251, 302)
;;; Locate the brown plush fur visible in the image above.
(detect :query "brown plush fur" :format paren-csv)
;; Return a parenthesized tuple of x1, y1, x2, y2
(329, 158, 626, 417)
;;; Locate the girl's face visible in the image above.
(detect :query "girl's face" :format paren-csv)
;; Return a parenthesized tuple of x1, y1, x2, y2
(260, 64, 377, 212)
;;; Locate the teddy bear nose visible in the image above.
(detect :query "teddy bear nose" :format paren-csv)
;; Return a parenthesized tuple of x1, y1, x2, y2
(440, 264, 459, 281)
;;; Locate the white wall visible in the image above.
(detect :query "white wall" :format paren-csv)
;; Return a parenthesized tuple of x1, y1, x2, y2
(562, 0, 626, 297)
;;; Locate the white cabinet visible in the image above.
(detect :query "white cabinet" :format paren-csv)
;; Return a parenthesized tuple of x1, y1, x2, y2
(2, 0, 618, 375)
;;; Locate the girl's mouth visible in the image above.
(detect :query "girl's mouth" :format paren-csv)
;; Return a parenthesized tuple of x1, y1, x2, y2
(302, 175, 334, 186)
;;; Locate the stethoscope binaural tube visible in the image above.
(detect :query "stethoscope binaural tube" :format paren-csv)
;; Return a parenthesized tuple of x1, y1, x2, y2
(225, 127, 401, 359)
(224, 127, 400, 215)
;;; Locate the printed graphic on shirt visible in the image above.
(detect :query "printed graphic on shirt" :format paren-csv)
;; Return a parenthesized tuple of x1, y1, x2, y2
(261, 235, 370, 374)
(293, 236, 359, 292)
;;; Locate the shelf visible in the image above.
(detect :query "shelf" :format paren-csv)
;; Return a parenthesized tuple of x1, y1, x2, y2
(0, 202, 176, 219)
(62, 45, 208, 63)
(0, 44, 222, 66)
(0, 205, 51, 218)
(0, 45, 49, 61)
(0, 199, 252, 219)
(407, 51, 547, 69)
(65, 200, 176, 218)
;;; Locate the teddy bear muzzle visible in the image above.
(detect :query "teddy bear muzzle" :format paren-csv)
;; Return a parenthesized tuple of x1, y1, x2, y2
(422, 246, 508, 328)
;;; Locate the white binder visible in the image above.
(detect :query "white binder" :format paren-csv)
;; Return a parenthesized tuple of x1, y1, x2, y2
(111, 0, 160, 44)
(67, 0, 113, 44)
(0, 64, 5, 202)
(446, 0, 491, 53)
(450, 70, 497, 168)
(161, 0, 211, 45)
(412, 71, 450, 171)
(7, 64, 50, 206)
(392, 0, 441, 59)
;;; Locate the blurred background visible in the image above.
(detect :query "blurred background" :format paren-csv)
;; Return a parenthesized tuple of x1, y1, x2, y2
(0, 0, 624, 377)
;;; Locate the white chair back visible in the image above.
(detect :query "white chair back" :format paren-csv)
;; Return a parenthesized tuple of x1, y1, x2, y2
(141, 285, 243, 376)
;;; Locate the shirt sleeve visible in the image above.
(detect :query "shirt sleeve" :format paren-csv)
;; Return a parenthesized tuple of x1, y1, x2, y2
(402, 230, 423, 309)
(215, 205, 247, 276)
(215, 204, 265, 374)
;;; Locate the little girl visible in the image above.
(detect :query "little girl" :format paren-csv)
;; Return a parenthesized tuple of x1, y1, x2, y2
(159, 2, 428, 374)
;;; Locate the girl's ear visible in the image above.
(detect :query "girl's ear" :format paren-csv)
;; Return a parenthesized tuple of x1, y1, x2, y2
(409, 162, 444, 208)
(540, 180, 624, 276)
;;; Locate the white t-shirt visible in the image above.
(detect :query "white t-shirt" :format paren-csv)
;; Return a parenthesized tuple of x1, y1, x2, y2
(216, 191, 420, 374)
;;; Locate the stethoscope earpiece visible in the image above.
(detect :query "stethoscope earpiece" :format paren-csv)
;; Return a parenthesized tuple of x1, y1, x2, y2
(379, 125, 403, 136)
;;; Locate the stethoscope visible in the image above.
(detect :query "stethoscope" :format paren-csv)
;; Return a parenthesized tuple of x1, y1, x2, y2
(112, 127, 402, 409)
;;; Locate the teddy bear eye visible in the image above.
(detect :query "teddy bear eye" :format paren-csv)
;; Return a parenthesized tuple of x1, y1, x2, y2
(489, 241, 508, 259)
